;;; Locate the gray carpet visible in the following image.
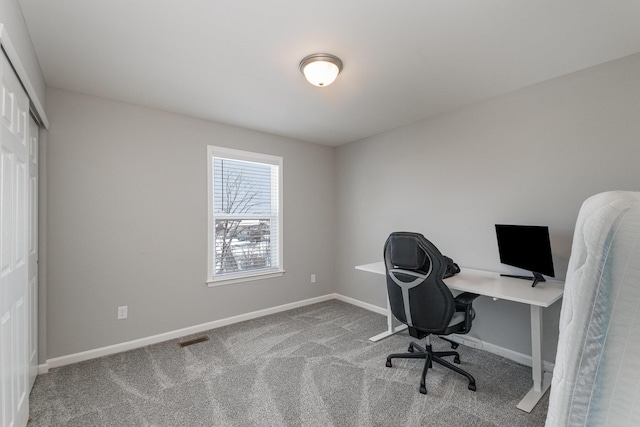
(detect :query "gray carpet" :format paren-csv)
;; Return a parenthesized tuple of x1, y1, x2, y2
(29, 300, 549, 426)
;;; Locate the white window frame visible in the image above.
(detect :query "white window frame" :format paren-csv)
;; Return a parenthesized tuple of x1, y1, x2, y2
(207, 145, 284, 286)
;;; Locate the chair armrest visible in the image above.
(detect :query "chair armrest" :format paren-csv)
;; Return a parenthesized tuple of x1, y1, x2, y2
(454, 292, 480, 333)
(454, 292, 480, 306)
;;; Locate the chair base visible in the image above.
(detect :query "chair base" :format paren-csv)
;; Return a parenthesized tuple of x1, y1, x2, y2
(385, 340, 476, 394)
(437, 336, 459, 349)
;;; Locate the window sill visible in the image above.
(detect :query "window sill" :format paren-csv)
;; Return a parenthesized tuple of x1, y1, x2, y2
(207, 269, 285, 287)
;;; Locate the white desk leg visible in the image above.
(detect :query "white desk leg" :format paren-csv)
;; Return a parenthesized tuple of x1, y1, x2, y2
(369, 293, 407, 342)
(517, 305, 552, 412)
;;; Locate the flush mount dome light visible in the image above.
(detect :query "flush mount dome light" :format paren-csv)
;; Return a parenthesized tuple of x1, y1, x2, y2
(299, 53, 343, 87)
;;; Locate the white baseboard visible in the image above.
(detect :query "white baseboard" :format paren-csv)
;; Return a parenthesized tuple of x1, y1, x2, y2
(333, 293, 387, 316)
(44, 293, 338, 370)
(41, 292, 553, 374)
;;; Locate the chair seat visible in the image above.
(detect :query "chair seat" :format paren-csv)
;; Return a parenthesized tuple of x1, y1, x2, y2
(448, 311, 465, 327)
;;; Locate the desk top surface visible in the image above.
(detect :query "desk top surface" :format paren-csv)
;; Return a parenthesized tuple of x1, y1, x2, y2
(355, 261, 564, 308)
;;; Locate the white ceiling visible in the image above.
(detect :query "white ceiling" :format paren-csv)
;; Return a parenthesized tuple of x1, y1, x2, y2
(18, 0, 640, 146)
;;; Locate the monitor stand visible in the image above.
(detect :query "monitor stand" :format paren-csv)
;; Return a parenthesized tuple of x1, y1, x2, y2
(500, 272, 546, 287)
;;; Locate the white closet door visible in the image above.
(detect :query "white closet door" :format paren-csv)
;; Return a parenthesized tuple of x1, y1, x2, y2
(27, 116, 38, 390)
(1, 51, 30, 427)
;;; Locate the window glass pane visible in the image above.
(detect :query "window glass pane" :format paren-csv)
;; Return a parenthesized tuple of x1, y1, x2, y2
(215, 219, 273, 274)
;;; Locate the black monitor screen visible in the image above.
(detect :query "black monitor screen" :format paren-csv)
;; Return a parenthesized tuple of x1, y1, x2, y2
(495, 224, 555, 277)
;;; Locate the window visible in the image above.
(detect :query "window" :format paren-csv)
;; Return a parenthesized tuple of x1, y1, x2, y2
(207, 146, 283, 285)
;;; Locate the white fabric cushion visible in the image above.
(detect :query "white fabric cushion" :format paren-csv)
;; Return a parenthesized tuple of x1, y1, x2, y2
(546, 191, 640, 427)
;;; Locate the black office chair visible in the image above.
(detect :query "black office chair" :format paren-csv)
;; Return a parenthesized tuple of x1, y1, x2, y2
(383, 231, 480, 394)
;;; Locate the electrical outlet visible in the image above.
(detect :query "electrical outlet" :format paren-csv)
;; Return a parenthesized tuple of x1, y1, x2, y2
(311, 274, 316, 283)
(117, 306, 128, 320)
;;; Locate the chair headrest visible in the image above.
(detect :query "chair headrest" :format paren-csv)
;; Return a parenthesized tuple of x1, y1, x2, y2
(389, 234, 427, 270)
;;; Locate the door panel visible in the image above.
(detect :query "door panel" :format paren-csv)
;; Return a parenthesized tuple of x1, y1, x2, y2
(0, 51, 30, 427)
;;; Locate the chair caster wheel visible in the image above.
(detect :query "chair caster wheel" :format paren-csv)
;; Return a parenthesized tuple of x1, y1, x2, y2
(468, 383, 476, 391)
(451, 343, 459, 349)
(454, 356, 460, 364)
(386, 360, 392, 368)
(407, 345, 414, 353)
(419, 386, 427, 394)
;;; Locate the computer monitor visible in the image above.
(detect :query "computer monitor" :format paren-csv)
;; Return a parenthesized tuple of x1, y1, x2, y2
(495, 224, 555, 287)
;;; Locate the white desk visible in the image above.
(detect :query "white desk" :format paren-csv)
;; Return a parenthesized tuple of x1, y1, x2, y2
(355, 262, 564, 413)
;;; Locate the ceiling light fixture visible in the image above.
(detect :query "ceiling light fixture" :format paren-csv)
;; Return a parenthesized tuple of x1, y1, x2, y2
(299, 53, 343, 87)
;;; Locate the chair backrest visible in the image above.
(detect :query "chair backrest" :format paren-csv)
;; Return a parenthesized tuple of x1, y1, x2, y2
(383, 232, 456, 334)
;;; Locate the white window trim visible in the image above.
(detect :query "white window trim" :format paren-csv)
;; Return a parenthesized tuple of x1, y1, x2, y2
(207, 145, 284, 286)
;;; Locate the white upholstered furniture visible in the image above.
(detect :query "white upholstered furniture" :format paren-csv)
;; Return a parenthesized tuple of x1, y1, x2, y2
(546, 191, 640, 426)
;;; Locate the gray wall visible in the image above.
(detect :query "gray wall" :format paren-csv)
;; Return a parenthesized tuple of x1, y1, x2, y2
(44, 88, 336, 359)
(335, 53, 640, 362)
